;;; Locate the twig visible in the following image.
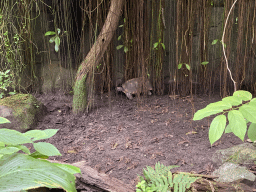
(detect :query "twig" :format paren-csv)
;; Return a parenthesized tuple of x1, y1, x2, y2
(221, 0, 238, 92)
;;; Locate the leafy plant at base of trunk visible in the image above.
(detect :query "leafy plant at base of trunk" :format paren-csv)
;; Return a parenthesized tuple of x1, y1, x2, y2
(0, 117, 81, 192)
(0, 69, 16, 98)
(193, 90, 256, 145)
(136, 162, 199, 192)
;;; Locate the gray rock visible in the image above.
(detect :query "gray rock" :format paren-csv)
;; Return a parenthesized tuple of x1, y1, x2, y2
(212, 162, 256, 183)
(212, 143, 256, 166)
(0, 94, 47, 132)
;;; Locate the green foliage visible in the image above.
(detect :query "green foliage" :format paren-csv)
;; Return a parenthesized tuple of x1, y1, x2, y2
(0, 117, 81, 192)
(116, 18, 129, 53)
(212, 39, 226, 48)
(153, 41, 165, 51)
(136, 162, 199, 192)
(45, 28, 67, 52)
(0, 69, 16, 98)
(193, 90, 256, 145)
(201, 61, 209, 65)
(178, 63, 190, 71)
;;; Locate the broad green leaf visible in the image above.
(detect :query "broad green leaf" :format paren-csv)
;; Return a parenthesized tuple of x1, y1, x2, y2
(178, 63, 182, 69)
(45, 31, 56, 36)
(248, 123, 256, 142)
(228, 110, 247, 141)
(29, 151, 49, 159)
(118, 35, 122, 40)
(55, 43, 59, 52)
(222, 96, 242, 106)
(57, 28, 61, 35)
(212, 39, 218, 45)
(233, 90, 252, 101)
(0, 147, 20, 155)
(224, 124, 232, 133)
(23, 130, 47, 141)
(24, 129, 58, 141)
(41, 129, 59, 140)
(0, 117, 10, 124)
(124, 46, 128, 53)
(116, 45, 123, 50)
(0, 153, 76, 192)
(201, 61, 209, 65)
(33, 142, 61, 156)
(55, 36, 60, 46)
(51, 163, 81, 175)
(119, 24, 123, 28)
(14, 145, 30, 154)
(0, 129, 32, 145)
(209, 115, 226, 145)
(193, 101, 232, 120)
(161, 43, 165, 50)
(185, 64, 190, 71)
(49, 36, 55, 43)
(153, 42, 159, 49)
(239, 103, 256, 123)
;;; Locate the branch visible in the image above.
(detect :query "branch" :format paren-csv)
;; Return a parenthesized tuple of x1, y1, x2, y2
(221, 0, 238, 92)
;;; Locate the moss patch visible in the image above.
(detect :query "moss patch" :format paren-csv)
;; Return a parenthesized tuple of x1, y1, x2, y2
(0, 94, 43, 130)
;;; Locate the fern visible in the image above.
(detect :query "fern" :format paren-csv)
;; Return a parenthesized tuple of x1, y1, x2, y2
(136, 162, 200, 192)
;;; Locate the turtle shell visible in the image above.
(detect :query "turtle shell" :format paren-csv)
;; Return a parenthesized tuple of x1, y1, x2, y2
(122, 77, 152, 94)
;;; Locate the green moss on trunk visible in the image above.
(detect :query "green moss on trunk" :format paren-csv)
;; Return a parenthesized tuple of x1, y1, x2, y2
(72, 74, 87, 115)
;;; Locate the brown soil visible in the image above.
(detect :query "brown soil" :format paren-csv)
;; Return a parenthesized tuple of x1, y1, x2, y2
(35, 92, 247, 191)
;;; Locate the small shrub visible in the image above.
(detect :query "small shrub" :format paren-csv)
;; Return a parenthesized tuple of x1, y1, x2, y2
(0, 117, 81, 192)
(0, 69, 16, 98)
(136, 162, 199, 192)
(193, 90, 256, 145)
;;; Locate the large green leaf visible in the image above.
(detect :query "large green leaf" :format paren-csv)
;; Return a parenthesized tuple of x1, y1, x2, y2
(23, 130, 47, 141)
(209, 115, 226, 145)
(0, 129, 32, 145)
(45, 31, 56, 36)
(23, 129, 58, 141)
(51, 163, 81, 175)
(239, 102, 256, 123)
(228, 110, 247, 141)
(0, 117, 10, 124)
(193, 101, 231, 120)
(248, 123, 256, 142)
(0, 147, 20, 155)
(233, 90, 252, 101)
(222, 96, 242, 106)
(33, 142, 61, 156)
(0, 153, 76, 192)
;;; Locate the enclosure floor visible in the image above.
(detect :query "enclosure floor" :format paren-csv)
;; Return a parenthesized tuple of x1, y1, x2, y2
(35, 92, 253, 191)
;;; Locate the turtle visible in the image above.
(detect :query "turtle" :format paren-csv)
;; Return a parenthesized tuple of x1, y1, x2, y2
(116, 77, 153, 99)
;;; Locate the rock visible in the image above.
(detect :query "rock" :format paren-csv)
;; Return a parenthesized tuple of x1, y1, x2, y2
(212, 143, 256, 166)
(212, 162, 256, 183)
(116, 77, 153, 99)
(0, 94, 47, 132)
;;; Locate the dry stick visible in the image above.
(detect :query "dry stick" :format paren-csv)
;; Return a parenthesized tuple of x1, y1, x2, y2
(221, 0, 238, 92)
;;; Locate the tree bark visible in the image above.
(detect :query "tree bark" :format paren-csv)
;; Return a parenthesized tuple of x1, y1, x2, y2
(72, 0, 125, 114)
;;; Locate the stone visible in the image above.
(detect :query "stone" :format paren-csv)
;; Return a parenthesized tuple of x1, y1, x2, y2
(0, 94, 47, 132)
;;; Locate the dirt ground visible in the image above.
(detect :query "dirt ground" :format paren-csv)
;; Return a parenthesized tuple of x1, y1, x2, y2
(35, 92, 249, 191)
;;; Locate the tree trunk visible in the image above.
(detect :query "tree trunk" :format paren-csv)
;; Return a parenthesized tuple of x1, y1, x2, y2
(72, 0, 125, 115)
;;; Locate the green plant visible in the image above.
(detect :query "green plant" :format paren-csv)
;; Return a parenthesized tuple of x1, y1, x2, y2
(0, 69, 16, 98)
(0, 117, 81, 192)
(136, 162, 199, 192)
(45, 28, 67, 52)
(153, 39, 165, 51)
(116, 18, 130, 53)
(178, 63, 190, 71)
(193, 90, 256, 145)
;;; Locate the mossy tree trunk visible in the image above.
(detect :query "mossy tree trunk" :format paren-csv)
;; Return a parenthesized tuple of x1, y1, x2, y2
(72, 0, 125, 115)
